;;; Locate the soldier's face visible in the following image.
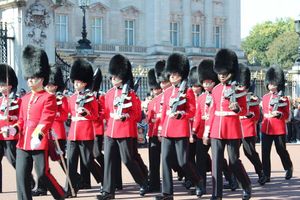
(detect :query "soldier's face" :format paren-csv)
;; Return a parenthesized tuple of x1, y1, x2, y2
(169, 73, 182, 85)
(160, 81, 171, 90)
(152, 88, 162, 96)
(268, 83, 278, 93)
(0, 84, 12, 95)
(45, 84, 58, 94)
(73, 80, 87, 92)
(202, 80, 215, 91)
(111, 75, 122, 87)
(27, 77, 43, 91)
(192, 85, 202, 95)
(217, 73, 231, 84)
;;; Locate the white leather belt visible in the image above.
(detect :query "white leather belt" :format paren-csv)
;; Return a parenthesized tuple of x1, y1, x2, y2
(215, 111, 237, 116)
(71, 116, 88, 121)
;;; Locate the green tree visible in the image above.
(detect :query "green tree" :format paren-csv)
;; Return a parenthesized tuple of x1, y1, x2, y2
(266, 31, 299, 69)
(241, 18, 295, 67)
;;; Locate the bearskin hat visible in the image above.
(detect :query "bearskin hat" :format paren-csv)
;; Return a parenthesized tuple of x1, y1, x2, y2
(166, 53, 190, 80)
(265, 66, 285, 92)
(22, 45, 50, 86)
(238, 63, 251, 89)
(109, 54, 134, 88)
(198, 59, 219, 84)
(147, 68, 160, 90)
(90, 67, 102, 92)
(154, 60, 168, 83)
(188, 66, 200, 86)
(214, 48, 239, 82)
(0, 64, 18, 91)
(48, 65, 65, 92)
(70, 58, 94, 89)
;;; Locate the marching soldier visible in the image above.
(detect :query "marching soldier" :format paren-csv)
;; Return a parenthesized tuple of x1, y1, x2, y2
(155, 53, 204, 200)
(261, 66, 293, 182)
(97, 54, 148, 200)
(0, 64, 20, 193)
(146, 67, 163, 192)
(238, 64, 267, 185)
(65, 59, 103, 197)
(205, 49, 251, 200)
(0, 45, 65, 200)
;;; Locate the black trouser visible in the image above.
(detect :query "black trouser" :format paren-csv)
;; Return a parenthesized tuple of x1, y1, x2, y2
(102, 136, 147, 195)
(261, 133, 293, 177)
(242, 136, 263, 174)
(196, 138, 211, 189)
(0, 140, 17, 192)
(211, 139, 251, 198)
(133, 138, 148, 178)
(148, 136, 161, 190)
(16, 149, 64, 200)
(66, 140, 103, 192)
(161, 137, 202, 195)
(94, 135, 104, 167)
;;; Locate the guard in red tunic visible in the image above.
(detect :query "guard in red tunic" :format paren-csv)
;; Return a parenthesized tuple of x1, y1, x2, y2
(238, 64, 267, 185)
(146, 67, 163, 193)
(155, 53, 203, 200)
(192, 59, 217, 194)
(261, 66, 293, 182)
(0, 64, 20, 193)
(205, 49, 251, 200)
(0, 45, 65, 200)
(97, 54, 148, 200)
(65, 59, 103, 197)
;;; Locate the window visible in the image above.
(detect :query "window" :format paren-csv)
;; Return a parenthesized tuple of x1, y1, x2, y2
(170, 22, 179, 46)
(125, 20, 135, 45)
(192, 24, 201, 47)
(214, 26, 222, 48)
(55, 15, 68, 42)
(91, 17, 103, 44)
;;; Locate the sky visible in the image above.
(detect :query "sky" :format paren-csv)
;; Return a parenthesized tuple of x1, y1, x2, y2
(241, 0, 300, 38)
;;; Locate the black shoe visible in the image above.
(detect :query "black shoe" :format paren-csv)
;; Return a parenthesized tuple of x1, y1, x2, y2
(148, 186, 160, 193)
(265, 176, 270, 182)
(210, 196, 222, 200)
(96, 192, 115, 200)
(258, 171, 267, 185)
(64, 190, 77, 198)
(242, 186, 251, 200)
(195, 180, 204, 197)
(140, 184, 149, 196)
(115, 186, 123, 191)
(32, 188, 47, 196)
(183, 179, 193, 190)
(285, 167, 293, 180)
(154, 193, 174, 200)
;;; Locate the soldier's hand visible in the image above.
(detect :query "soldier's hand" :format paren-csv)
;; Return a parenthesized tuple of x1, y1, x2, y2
(203, 136, 210, 146)
(76, 107, 88, 116)
(246, 112, 254, 119)
(271, 111, 282, 118)
(0, 126, 17, 138)
(229, 102, 240, 113)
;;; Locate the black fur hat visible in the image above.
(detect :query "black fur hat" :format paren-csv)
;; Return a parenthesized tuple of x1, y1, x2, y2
(90, 67, 102, 92)
(239, 63, 251, 89)
(109, 54, 134, 88)
(188, 66, 200, 86)
(154, 60, 168, 83)
(147, 68, 160, 90)
(214, 48, 239, 82)
(22, 45, 50, 86)
(70, 58, 93, 88)
(265, 66, 285, 92)
(48, 65, 65, 92)
(0, 64, 18, 91)
(198, 59, 219, 84)
(166, 53, 190, 80)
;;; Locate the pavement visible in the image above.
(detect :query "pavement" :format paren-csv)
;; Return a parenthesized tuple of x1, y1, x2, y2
(0, 143, 299, 200)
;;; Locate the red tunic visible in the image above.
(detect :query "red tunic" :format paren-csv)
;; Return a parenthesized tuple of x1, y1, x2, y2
(0, 96, 21, 140)
(16, 90, 57, 150)
(208, 83, 247, 139)
(160, 86, 195, 138)
(52, 95, 68, 140)
(240, 96, 260, 138)
(104, 87, 141, 138)
(93, 94, 105, 136)
(68, 93, 98, 141)
(261, 92, 289, 135)
(147, 93, 163, 137)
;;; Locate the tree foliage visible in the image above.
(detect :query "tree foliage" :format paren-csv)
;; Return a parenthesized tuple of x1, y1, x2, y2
(241, 18, 298, 68)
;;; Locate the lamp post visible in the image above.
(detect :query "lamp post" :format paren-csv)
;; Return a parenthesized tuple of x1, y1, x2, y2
(77, 0, 91, 49)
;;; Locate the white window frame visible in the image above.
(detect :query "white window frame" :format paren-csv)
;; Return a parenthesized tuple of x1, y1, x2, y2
(55, 15, 68, 42)
(192, 24, 201, 47)
(125, 20, 135, 46)
(91, 17, 103, 44)
(170, 22, 179, 46)
(214, 25, 222, 48)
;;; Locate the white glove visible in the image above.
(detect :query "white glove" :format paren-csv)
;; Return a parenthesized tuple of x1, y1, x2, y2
(0, 126, 17, 138)
(30, 137, 41, 150)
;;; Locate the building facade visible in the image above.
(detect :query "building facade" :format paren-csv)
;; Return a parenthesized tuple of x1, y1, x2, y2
(0, 0, 243, 89)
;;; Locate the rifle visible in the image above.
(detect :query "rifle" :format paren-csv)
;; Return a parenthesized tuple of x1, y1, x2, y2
(113, 81, 132, 117)
(76, 89, 93, 107)
(133, 77, 141, 93)
(224, 81, 237, 103)
(169, 80, 187, 114)
(270, 90, 287, 112)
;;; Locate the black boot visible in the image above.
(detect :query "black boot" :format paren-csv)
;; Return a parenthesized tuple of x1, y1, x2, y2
(195, 180, 204, 197)
(139, 182, 149, 196)
(96, 192, 115, 200)
(285, 167, 293, 180)
(210, 196, 222, 200)
(155, 193, 174, 200)
(32, 187, 47, 196)
(223, 175, 238, 191)
(257, 171, 267, 185)
(242, 186, 251, 200)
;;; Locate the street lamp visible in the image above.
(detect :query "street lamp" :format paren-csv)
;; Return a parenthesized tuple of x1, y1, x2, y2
(77, 0, 92, 49)
(295, 15, 300, 65)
